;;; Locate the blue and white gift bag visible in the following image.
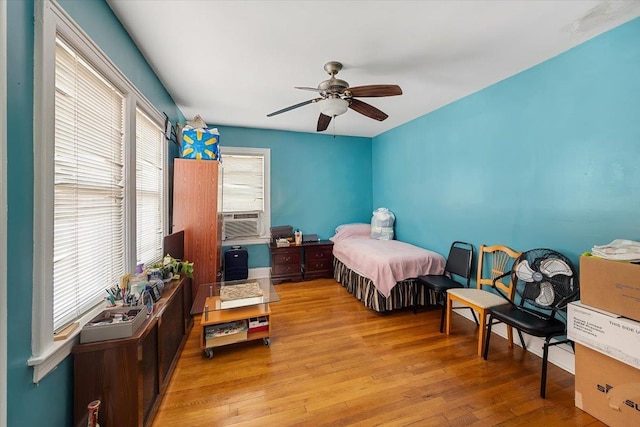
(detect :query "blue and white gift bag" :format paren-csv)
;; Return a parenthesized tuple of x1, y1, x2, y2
(181, 127, 220, 160)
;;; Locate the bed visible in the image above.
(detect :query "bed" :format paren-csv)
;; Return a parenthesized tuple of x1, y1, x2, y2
(330, 223, 446, 312)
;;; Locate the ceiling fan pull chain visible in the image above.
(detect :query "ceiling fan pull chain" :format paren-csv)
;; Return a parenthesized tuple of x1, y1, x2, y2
(333, 116, 336, 138)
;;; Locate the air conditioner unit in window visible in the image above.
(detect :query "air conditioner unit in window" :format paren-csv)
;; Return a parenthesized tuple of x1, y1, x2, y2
(223, 212, 261, 240)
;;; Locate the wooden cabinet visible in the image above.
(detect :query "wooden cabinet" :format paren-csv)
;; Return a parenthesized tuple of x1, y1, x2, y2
(269, 241, 334, 284)
(73, 277, 190, 427)
(173, 159, 223, 299)
(270, 245, 303, 284)
(303, 241, 334, 281)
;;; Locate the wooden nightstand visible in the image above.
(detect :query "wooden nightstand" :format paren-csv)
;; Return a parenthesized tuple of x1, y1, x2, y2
(269, 241, 334, 284)
(269, 244, 303, 284)
(302, 240, 334, 281)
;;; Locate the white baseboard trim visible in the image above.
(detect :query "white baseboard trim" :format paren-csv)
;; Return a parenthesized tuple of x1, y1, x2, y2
(453, 306, 575, 375)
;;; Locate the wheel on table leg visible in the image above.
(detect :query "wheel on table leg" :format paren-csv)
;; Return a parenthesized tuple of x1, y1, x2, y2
(204, 348, 214, 359)
(263, 338, 271, 347)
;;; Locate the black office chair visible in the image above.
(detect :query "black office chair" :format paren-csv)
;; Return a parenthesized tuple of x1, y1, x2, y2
(414, 241, 474, 332)
(482, 248, 579, 398)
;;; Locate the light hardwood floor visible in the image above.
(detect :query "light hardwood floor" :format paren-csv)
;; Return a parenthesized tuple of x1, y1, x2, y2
(153, 279, 604, 426)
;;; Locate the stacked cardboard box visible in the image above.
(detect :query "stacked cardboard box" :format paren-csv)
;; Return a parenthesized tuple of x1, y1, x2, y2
(574, 344, 640, 425)
(567, 256, 640, 427)
(579, 255, 640, 322)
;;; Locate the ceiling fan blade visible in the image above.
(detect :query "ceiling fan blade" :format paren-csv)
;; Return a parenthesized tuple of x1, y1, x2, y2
(267, 98, 319, 117)
(347, 84, 402, 97)
(295, 86, 323, 93)
(349, 99, 388, 121)
(317, 113, 332, 132)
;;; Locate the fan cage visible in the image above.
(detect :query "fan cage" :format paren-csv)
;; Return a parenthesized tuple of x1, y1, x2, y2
(513, 249, 579, 317)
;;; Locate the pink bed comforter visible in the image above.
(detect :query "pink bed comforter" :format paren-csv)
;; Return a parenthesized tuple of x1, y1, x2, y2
(332, 236, 446, 298)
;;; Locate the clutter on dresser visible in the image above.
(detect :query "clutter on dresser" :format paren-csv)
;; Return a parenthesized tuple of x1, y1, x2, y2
(270, 224, 294, 244)
(276, 238, 290, 247)
(302, 233, 319, 243)
(80, 306, 147, 343)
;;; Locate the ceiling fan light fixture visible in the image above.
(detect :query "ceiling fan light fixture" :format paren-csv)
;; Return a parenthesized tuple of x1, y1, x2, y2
(318, 98, 349, 117)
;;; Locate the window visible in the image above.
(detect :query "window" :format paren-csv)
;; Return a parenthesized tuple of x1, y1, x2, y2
(136, 109, 164, 266)
(220, 147, 270, 244)
(31, 1, 167, 382)
(53, 37, 126, 330)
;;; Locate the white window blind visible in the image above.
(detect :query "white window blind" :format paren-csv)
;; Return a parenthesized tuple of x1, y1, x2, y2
(222, 154, 264, 213)
(136, 109, 164, 265)
(53, 37, 125, 331)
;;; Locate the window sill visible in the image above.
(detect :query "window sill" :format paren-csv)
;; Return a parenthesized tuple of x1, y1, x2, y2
(223, 236, 270, 247)
(27, 303, 105, 383)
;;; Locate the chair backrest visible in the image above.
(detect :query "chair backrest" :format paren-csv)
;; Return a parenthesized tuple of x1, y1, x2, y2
(476, 244, 521, 299)
(444, 241, 474, 288)
(512, 249, 579, 318)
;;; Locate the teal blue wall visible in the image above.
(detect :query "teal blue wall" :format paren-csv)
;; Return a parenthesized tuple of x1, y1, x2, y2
(372, 17, 640, 264)
(216, 125, 372, 267)
(6, 1, 182, 426)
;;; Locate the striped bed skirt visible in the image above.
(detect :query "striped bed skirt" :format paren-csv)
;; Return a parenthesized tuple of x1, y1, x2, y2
(333, 258, 437, 313)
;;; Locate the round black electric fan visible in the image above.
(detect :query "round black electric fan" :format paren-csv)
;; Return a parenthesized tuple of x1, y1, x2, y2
(513, 248, 578, 312)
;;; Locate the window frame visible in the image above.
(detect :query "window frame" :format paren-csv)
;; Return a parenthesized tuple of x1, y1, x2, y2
(30, 0, 168, 383)
(1, 0, 7, 422)
(219, 146, 271, 246)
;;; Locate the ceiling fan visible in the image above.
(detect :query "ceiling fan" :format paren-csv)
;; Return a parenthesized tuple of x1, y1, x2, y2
(267, 61, 402, 132)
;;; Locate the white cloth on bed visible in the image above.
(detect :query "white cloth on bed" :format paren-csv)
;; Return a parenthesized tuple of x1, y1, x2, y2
(331, 224, 446, 298)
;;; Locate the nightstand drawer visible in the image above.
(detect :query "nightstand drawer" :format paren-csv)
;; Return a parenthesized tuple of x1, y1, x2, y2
(272, 263, 301, 276)
(306, 248, 332, 261)
(273, 252, 301, 265)
(306, 259, 332, 273)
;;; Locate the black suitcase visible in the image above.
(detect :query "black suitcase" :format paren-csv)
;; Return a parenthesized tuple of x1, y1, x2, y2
(224, 246, 249, 281)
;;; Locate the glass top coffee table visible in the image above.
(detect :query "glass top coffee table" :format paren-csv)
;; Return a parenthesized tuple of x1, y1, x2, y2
(191, 277, 279, 358)
(191, 276, 279, 314)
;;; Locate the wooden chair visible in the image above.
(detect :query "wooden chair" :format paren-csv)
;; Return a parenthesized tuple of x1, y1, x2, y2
(445, 244, 521, 356)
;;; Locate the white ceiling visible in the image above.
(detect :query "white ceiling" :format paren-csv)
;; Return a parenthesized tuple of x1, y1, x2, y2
(107, 0, 640, 138)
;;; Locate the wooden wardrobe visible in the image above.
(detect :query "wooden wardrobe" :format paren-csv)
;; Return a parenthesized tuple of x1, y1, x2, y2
(173, 158, 223, 299)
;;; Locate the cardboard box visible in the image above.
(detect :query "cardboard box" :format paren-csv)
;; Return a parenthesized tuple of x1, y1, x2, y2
(80, 306, 147, 343)
(567, 301, 640, 369)
(575, 344, 640, 427)
(580, 255, 640, 322)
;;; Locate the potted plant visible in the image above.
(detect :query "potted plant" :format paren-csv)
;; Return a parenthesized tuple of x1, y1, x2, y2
(148, 254, 194, 280)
